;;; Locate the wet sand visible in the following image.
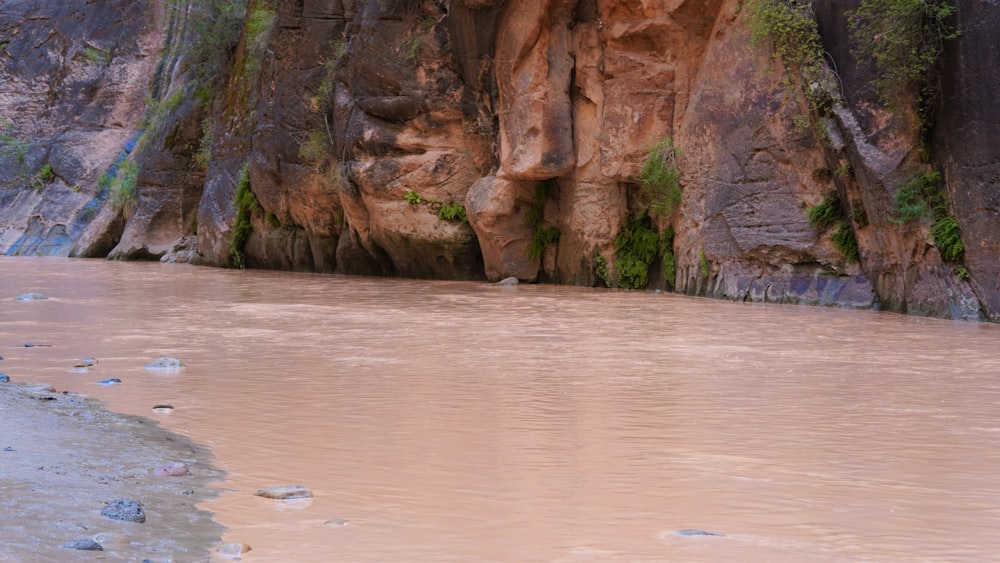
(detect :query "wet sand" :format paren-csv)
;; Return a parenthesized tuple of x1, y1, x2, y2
(0, 380, 224, 561)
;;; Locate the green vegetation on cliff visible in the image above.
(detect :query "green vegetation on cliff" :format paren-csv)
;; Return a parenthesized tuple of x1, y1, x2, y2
(638, 137, 682, 218)
(231, 162, 261, 269)
(526, 181, 560, 259)
(893, 170, 965, 267)
(848, 0, 958, 115)
(746, 0, 831, 113)
(600, 216, 675, 291)
(808, 192, 860, 263)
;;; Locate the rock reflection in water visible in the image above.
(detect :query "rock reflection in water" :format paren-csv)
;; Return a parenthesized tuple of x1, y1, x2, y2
(2, 257, 1000, 562)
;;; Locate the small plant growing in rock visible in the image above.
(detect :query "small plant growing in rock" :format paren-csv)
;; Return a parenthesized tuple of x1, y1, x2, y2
(436, 202, 467, 223)
(82, 46, 108, 65)
(109, 159, 139, 212)
(298, 129, 329, 166)
(404, 190, 423, 205)
(194, 118, 213, 171)
(699, 249, 710, 278)
(930, 215, 963, 262)
(526, 181, 560, 259)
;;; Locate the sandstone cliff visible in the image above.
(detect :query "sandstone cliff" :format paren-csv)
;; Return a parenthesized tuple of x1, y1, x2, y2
(1, 0, 996, 321)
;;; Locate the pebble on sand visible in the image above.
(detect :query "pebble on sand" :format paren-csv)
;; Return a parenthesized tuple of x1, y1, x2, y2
(254, 485, 313, 500)
(101, 499, 146, 523)
(152, 461, 190, 477)
(61, 538, 103, 551)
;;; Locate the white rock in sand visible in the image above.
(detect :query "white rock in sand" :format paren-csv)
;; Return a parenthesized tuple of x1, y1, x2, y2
(216, 542, 252, 558)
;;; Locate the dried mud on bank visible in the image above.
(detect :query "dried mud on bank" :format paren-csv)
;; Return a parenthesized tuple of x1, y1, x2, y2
(0, 381, 224, 561)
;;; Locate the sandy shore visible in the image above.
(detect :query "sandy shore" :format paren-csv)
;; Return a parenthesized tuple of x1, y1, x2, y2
(0, 380, 224, 561)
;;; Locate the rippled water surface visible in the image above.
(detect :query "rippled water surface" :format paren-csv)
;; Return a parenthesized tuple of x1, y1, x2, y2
(2, 257, 1000, 562)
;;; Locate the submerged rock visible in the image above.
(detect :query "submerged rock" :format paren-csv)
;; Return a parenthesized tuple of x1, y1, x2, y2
(14, 292, 47, 301)
(324, 519, 349, 527)
(101, 499, 146, 523)
(144, 357, 186, 370)
(254, 485, 313, 500)
(61, 538, 103, 551)
(74, 357, 98, 368)
(152, 404, 174, 413)
(96, 378, 122, 386)
(495, 276, 520, 286)
(0, 374, 9, 383)
(677, 529, 724, 537)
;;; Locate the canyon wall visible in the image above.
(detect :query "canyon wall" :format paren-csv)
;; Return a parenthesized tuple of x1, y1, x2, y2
(1, 0, 996, 321)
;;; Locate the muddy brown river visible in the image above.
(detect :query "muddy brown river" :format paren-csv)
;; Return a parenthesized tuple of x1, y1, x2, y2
(2, 256, 999, 562)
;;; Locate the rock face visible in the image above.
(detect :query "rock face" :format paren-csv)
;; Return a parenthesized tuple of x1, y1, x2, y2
(0, 0, 997, 321)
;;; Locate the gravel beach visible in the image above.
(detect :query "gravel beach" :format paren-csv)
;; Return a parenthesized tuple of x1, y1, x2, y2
(0, 380, 224, 561)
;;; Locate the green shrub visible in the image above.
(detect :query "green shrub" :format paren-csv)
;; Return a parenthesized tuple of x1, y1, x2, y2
(230, 162, 260, 269)
(807, 192, 860, 263)
(831, 222, 860, 263)
(849, 0, 958, 112)
(436, 202, 467, 223)
(807, 192, 843, 229)
(893, 171, 943, 223)
(638, 137, 682, 217)
(528, 226, 560, 259)
(594, 255, 611, 288)
(109, 159, 139, 212)
(930, 215, 963, 262)
(615, 215, 661, 290)
(526, 181, 560, 259)
(37, 163, 54, 182)
(661, 226, 676, 288)
(698, 249, 710, 278)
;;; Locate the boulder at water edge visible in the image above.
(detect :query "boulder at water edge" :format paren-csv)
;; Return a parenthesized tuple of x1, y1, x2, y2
(101, 499, 146, 523)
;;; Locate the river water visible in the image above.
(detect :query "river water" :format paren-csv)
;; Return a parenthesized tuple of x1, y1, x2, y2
(1, 256, 999, 562)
